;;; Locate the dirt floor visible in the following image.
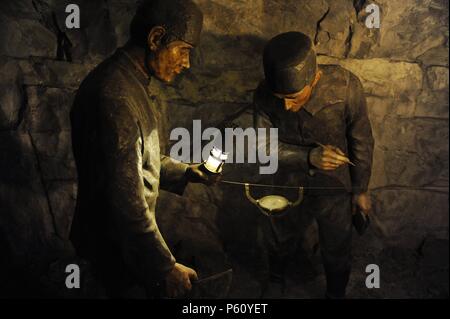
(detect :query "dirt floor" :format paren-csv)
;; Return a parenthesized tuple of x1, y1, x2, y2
(226, 236, 449, 299)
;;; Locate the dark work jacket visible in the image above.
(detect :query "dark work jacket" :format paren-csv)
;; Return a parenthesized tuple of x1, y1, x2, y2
(70, 48, 188, 292)
(254, 64, 374, 195)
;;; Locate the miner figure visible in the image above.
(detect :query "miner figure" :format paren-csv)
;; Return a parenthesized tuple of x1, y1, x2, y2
(70, 0, 213, 298)
(254, 32, 374, 298)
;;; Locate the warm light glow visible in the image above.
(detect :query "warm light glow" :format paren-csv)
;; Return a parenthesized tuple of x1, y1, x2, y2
(204, 147, 228, 173)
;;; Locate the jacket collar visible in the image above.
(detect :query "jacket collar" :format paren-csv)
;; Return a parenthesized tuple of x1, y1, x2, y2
(116, 48, 152, 87)
(302, 68, 345, 116)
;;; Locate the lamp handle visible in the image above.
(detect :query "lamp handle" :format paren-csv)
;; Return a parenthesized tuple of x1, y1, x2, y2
(290, 187, 305, 208)
(244, 183, 259, 206)
(245, 184, 304, 207)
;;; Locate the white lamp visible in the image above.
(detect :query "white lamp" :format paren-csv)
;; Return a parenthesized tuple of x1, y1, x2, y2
(204, 147, 228, 174)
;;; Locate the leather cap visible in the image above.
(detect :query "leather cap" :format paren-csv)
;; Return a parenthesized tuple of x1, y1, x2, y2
(263, 32, 317, 95)
(165, 0, 203, 46)
(131, 0, 203, 47)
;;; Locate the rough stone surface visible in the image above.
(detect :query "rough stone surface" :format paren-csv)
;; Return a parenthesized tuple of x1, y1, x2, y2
(19, 60, 95, 89)
(314, 0, 357, 57)
(427, 66, 449, 91)
(23, 86, 75, 132)
(0, 57, 24, 130)
(0, 132, 73, 297)
(369, 0, 449, 61)
(418, 45, 449, 67)
(31, 131, 77, 181)
(47, 180, 77, 241)
(0, 0, 447, 298)
(0, 14, 57, 58)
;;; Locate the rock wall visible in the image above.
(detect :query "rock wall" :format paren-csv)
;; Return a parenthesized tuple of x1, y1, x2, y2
(0, 0, 448, 298)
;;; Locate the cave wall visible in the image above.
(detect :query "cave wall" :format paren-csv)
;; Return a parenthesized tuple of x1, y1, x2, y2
(0, 0, 448, 298)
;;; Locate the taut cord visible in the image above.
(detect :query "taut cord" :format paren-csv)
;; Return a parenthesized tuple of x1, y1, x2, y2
(219, 180, 449, 192)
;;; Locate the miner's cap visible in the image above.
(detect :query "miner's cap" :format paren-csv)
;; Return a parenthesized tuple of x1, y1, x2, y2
(130, 0, 203, 48)
(263, 32, 317, 95)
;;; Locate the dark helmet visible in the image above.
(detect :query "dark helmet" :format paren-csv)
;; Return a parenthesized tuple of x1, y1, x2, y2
(263, 32, 317, 95)
(130, 0, 203, 47)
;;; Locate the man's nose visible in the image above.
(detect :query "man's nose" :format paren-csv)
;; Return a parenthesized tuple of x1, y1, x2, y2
(182, 56, 190, 69)
(284, 99, 293, 111)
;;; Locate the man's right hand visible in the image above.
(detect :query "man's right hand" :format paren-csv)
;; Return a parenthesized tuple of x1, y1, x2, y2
(165, 263, 198, 298)
(309, 145, 350, 171)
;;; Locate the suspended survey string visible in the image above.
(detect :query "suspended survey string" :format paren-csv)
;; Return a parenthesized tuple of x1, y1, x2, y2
(218, 180, 449, 192)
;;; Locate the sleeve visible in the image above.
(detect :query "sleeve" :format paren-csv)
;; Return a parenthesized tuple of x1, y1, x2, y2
(99, 96, 175, 285)
(346, 73, 375, 194)
(159, 155, 189, 195)
(253, 85, 314, 173)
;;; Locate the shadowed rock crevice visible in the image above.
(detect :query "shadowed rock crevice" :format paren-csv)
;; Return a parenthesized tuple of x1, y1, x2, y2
(31, 0, 73, 62)
(314, 6, 331, 47)
(28, 130, 63, 240)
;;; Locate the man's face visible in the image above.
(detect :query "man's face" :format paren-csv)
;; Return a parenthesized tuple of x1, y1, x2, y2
(150, 40, 193, 83)
(274, 70, 322, 113)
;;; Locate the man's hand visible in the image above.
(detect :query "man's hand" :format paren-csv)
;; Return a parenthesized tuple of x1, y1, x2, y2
(186, 163, 221, 185)
(309, 145, 351, 171)
(352, 192, 372, 216)
(165, 263, 198, 298)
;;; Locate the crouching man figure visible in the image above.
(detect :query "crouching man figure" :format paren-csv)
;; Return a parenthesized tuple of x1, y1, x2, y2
(70, 0, 213, 298)
(254, 32, 374, 298)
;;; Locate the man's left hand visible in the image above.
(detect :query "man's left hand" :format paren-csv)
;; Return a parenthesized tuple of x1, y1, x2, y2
(352, 192, 372, 216)
(186, 163, 221, 185)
